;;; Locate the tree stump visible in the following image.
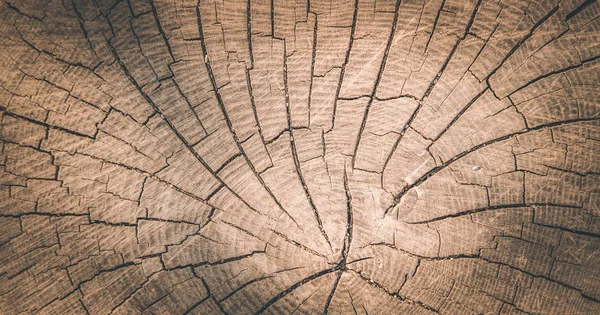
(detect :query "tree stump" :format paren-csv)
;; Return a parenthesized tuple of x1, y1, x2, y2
(0, 0, 599, 314)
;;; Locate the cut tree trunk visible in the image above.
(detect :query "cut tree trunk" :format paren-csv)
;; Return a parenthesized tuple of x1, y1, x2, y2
(0, 0, 599, 314)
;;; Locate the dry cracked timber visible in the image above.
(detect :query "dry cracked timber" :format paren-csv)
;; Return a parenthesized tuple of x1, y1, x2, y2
(0, 0, 599, 314)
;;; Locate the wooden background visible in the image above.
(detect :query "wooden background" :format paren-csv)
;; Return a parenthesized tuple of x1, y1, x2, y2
(0, 0, 599, 313)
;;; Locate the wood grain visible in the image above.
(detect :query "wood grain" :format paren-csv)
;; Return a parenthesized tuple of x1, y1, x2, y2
(0, 0, 599, 314)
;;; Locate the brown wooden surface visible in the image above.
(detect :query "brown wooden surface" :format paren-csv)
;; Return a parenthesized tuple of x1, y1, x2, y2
(1, 0, 599, 314)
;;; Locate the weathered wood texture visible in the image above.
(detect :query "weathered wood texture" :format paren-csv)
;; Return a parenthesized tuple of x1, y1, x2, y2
(0, 0, 599, 314)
